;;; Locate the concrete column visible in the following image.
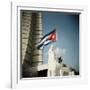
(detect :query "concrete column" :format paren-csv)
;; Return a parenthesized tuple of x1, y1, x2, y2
(30, 12, 43, 66)
(69, 71, 75, 75)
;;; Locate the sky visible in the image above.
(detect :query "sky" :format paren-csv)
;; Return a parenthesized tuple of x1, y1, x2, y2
(42, 11, 79, 72)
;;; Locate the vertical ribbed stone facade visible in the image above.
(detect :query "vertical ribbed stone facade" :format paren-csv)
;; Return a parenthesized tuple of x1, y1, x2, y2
(31, 13, 43, 66)
(21, 11, 32, 65)
(21, 11, 43, 77)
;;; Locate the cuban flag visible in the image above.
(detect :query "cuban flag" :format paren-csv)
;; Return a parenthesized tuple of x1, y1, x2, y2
(36, 29, 57, 49)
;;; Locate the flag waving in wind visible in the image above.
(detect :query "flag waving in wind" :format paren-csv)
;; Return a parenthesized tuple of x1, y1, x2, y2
(36, 29, 57, 49)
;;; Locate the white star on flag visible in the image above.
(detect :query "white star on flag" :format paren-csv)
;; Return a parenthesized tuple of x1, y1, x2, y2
(36, 29, 57, 49)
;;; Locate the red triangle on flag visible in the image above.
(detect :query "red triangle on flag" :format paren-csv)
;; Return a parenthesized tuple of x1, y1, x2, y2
(48, 32, 56, 41)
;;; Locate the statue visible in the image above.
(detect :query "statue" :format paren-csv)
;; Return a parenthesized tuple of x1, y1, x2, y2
(48, 44, 56, 76)
(48, 44, 63, 76)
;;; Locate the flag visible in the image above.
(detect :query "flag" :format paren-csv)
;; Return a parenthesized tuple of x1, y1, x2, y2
(36, 29, 57, 49)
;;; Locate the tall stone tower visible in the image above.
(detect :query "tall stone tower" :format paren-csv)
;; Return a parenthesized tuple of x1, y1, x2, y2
(21, 11, 43, 77)
(30, 12, 43, 66)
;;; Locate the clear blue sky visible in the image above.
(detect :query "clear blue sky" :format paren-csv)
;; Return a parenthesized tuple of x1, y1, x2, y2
(42, 12, 79, 72)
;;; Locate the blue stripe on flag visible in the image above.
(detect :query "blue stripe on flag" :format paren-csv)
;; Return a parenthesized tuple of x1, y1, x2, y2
(36, 29, 56, 49)
(41, 29, 56, 41)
